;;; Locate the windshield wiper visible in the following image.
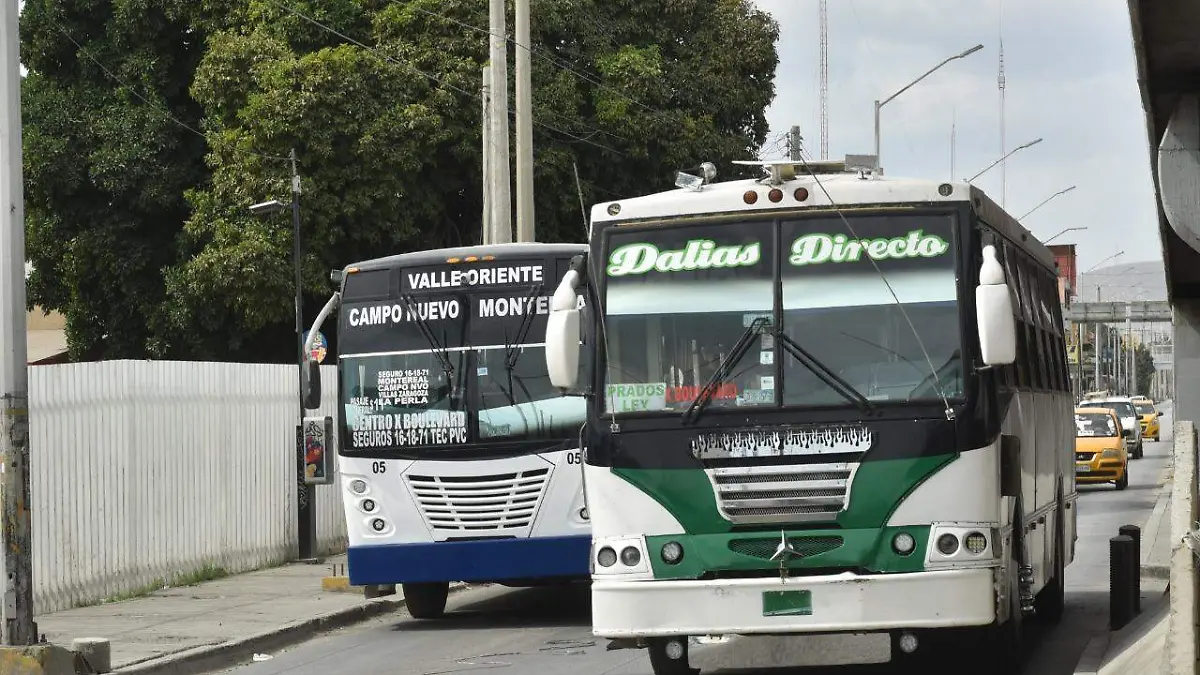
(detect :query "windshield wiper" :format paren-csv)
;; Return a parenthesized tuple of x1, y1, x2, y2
(504, 283, 544, 370)
(777, 332, 873, 413)
(681, 317, 770, 426)
(400, 293, 455, 381)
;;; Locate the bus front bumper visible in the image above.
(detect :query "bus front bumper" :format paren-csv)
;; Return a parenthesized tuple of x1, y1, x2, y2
(347, 535, 592, 585)
(591, 568, 996, 637)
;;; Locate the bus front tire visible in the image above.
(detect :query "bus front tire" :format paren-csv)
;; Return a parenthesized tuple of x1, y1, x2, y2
(402, 581, 449, 619)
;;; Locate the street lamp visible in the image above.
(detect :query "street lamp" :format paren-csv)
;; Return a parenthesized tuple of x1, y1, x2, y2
(1043, 226, 1087, 244)
(966, 138, 1043, 182)
(1019, 185, 1078, 221)
(249, 149, 317, 561)
(874, 44, 984, 173)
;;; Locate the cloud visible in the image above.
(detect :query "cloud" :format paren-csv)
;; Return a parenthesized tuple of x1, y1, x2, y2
(749, 0, 1160, 280)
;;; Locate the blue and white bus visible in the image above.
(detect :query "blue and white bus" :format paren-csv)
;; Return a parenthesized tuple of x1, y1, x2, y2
(305, 242, 592, 618)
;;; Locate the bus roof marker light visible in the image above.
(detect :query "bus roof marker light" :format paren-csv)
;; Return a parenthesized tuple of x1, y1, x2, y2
(938, 183, 954, 196)
(794, 187, 809, 202)
(607, 203, 621, 216)
(446, 257, 461, 263)
(743, 190, 758, 205)
(768, 188, 784, 203)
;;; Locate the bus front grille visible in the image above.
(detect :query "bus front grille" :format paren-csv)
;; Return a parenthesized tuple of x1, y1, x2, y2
(728, 535, 845, 560)
(406, 468, 551, 531)
(708, 462, 857, 525)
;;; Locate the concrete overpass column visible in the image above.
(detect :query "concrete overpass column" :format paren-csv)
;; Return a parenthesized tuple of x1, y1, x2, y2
(1159, 93, 1200, 420)
(1175, 300, 1200, 422)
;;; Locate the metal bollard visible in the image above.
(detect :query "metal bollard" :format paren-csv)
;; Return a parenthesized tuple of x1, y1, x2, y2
(1110, 534, 1136, 630)
(1119, 524, 1141, 614)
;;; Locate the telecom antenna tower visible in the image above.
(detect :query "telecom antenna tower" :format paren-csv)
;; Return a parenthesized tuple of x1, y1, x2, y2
(819, 0, 828, 159)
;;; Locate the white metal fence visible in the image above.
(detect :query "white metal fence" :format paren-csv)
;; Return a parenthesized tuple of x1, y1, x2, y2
(28, 360, 346, 615)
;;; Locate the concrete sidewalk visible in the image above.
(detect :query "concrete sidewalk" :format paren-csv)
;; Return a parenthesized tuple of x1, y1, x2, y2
(1073, 459, 1175, 674)
(34, 556, 467, 675)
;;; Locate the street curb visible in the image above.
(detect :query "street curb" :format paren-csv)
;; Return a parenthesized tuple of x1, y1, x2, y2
(111, 582, 473, 675)
(1073, 632, 1111, 675)
(1071, 585, 1170, 674)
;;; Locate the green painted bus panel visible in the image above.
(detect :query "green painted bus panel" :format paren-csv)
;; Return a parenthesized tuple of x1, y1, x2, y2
(644, 526, 931, 580)
(840, 453, 959, 528)
(612, 453, 957, 535)
(612, 467, 731, 534)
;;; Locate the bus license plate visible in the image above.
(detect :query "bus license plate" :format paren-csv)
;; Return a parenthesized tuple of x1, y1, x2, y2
(762, 590, 812, 617)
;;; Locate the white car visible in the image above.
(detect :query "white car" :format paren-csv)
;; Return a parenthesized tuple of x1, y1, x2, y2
(1080, 396, 1144, 459)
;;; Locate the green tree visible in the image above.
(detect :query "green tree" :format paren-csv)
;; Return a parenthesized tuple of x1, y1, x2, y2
(19, 0, 210, 360)
(158, 0, 780, 361)
(1135, 343, 1155, 397)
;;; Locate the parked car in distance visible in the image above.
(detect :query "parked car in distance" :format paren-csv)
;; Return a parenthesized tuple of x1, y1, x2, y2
(1075, 406, 1129, 490)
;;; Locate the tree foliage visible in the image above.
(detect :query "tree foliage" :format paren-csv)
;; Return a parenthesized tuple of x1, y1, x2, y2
(20, 0, 210, 360)
(21, 0, 780, 362)
(1135, 343, 1155, 398)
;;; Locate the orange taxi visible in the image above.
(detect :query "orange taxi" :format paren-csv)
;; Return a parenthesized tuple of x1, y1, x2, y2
(1075, 407, 1129, 490)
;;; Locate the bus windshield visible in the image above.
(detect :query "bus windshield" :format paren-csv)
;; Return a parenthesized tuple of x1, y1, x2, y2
(338, 259, 586, 453)
(600, 213, 962, 415)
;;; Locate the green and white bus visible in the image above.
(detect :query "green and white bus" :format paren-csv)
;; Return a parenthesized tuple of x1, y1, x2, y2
(541, 160, 1075, 673)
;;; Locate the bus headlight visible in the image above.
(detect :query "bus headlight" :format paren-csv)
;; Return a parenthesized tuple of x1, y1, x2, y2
(370, 518, 386, 532)
(661, 541, 684, 564)
(891, 532, 916, 555)
(361, 499, 377, 513)
(350, 479, 368, 494)
(936, 533, 959, 555)
(620, 546, 641, 566)
(597, 547, 617, 567)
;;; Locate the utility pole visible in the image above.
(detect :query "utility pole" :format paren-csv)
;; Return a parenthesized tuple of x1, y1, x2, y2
(788, 126, 803, 161)
(514, 0, 534, 242)
(487, 0, 512, 244)
(950, 108, 957, 180)
(818, 0, 828, 159)
(481, 66, 492, 245)
(1094, 286, 1101, 391)
(0, 0, 36, 643)
(1127, 306, 1135, 395)
(289, 151, 316, 561)
(997, 4, 1007, 206)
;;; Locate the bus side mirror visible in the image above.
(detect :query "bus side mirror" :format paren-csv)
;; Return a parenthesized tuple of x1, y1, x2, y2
(976, 245, 1016, 366)
(546, 266, 585, 389)
(303, 360, 322, 410)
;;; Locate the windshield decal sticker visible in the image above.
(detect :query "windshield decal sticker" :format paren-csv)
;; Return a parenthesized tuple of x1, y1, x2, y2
(690, 424, 875, 460)
(789, 230, 949, 267)
(607, 239, 761, 277)
(376, 368, 429, 406)
(350, 410, 468, 448)
(605, 383, 667, 412)
(348, 299, 462, 326)
(405, 264, 543, 291)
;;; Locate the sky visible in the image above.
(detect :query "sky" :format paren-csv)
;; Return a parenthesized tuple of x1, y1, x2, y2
(749, 0, 1158, 279)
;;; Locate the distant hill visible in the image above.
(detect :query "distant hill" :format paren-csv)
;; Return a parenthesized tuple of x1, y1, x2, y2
(1077, 260, 1166, 303)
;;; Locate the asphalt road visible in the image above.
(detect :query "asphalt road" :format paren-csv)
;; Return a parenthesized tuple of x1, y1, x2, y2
(222, 404, 1174, 675)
